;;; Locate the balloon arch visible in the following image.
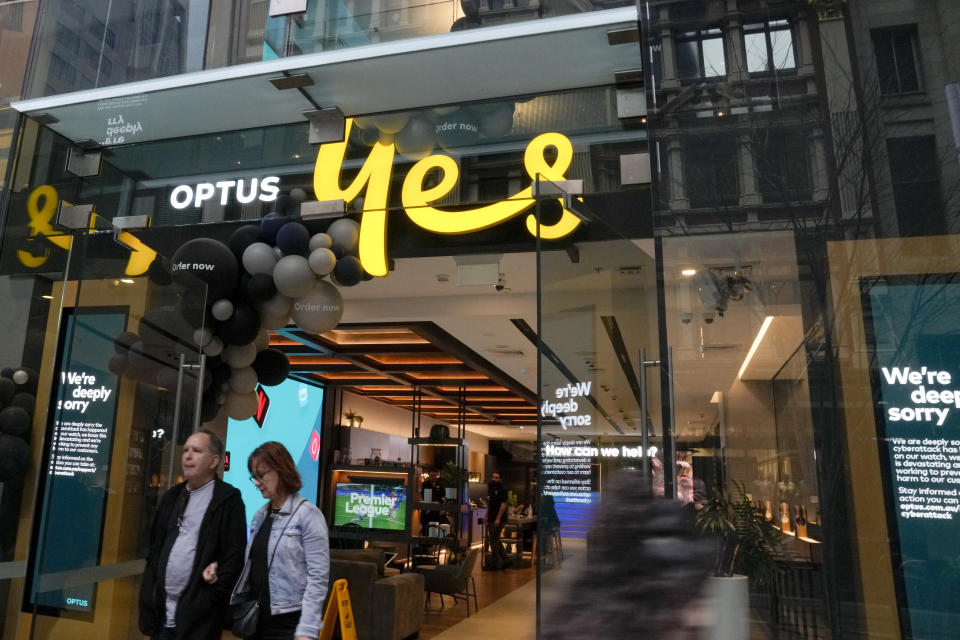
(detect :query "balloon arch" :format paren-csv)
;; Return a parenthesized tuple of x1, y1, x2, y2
(109, 213, 367, 423)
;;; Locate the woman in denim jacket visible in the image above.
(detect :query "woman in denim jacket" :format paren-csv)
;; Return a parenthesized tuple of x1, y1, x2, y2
(231, 442, 330, 640)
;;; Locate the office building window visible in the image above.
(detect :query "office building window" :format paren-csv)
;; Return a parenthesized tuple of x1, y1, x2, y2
(743, 19, 796, 73)
(755, 130, 811, 203)
(873, 26, 922, 95)
(684, 135, 738, 208)
(887, 137, 943, 236)
(676, 27, 726, 80)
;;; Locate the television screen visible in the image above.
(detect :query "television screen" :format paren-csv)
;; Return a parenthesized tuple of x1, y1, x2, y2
(224, 380, 324, 529)
(333, 482, 407, 531)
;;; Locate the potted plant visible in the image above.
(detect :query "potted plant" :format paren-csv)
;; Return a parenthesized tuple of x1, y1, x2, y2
(696, 481, 781, 640)
(440, 460, 465, 500)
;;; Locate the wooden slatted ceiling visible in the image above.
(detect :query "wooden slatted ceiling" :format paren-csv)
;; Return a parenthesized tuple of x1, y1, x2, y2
(274, 322, 535, 426)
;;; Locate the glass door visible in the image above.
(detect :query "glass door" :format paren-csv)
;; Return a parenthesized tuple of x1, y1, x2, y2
(535, 193, 670, 633)
(24, 228, 208, 640)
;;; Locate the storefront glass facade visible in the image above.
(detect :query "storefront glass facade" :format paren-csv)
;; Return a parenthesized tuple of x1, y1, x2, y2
(0, 1, 959, 639)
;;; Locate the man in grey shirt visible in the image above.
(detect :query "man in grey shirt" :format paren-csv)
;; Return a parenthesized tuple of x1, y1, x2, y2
(139, 429, 246, 640)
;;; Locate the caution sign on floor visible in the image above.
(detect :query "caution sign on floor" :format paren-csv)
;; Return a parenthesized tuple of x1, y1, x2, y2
(320, 578, 357, 640)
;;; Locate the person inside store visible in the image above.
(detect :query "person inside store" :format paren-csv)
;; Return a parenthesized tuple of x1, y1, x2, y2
(231, 441, 330, 640)
(485, 471, 509, 570)
(138, 429, 247, 640)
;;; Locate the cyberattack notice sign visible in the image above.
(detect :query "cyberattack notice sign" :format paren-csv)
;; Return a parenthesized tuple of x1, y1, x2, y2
(31, 310, 125, 614)
(864, 276, 960, 638)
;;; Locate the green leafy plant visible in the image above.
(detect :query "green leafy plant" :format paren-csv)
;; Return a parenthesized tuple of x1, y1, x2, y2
(696, 481, 781, 586)
(440, 460, 464, 488)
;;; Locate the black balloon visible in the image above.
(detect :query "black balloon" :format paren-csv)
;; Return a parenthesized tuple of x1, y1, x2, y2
(228, 224, 263, 262)
(276, 222, 311, 257)
(212, 362, 232, 384)
(114, 331, 140, 354)
(0, 367, 13, 379)
(10, 392, 35, 416)
(0, 434, 29, 481)
(236, 273, 253, 304)
(148, 258, 173, 286)
(178, 294, 211, 329)
(247, 273, 277, 302)
(260, 213, 291, 245)
(218, 303, 260, 345)
(0, 406, 31, 441)
(252, 349, 290, 386)
(333, 255, 364, 287)
(170, 238, 239, 301)
(200, 392, 220, 422)
(0, 377, 15, 405)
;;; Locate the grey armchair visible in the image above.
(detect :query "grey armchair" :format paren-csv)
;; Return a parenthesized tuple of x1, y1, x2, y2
(415, 548, 480, 616)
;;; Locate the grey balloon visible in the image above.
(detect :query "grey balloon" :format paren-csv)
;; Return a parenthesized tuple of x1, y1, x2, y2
(211, 299, 234, 321)
(308, 248, 337, 277)
(254, 328, 270, 351)
(223, 342, 257, 368)
(291, 280, 344, 333)
(290, 187, 307, 203)
(327, 218, 360, 256)
(228, 367, 259, 393)
(309, 233, 333, 251)
(12, 370, 27, 385)
(242, 242, 278, 275)
(273, 246, 283, 259)
(258, 293, 292, 318)
(273, 255, 315, 298)
(193, 327, 213, 347)
(225, 390, 258, 420)
(260, 313, 290, 330)
(203, 336, 224, 357)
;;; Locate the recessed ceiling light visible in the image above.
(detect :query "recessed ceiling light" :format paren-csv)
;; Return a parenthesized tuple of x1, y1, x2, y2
(120, 278, 135, 284)
(681, 268, 696, 277)
(41, 295, 53, 300)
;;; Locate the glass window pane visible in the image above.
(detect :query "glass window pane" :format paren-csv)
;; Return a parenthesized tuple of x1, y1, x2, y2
(770, 28, 796, 70)
(893, 31, 920, 92)
(744, 32, 769, 73)
(676, 39, 700, 79)
(702, 36, 726, 77)
(874, 31, 899, 93)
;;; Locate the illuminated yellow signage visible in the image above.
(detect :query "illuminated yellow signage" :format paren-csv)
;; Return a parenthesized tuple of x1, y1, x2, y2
(315, 119, 583, 277)
(18, 184, 156, 275)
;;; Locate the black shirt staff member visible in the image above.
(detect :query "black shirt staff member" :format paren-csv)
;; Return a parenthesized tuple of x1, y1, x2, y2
(139, 429, 247, 640)
(487, 472, 509, 570)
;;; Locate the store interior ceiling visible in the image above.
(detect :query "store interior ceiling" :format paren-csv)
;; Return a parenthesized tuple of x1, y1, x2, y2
(267, 230, 807, 446)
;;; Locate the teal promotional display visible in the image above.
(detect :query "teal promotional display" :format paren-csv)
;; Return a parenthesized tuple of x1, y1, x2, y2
(223, 378, 324, 528)
(864, 276, 960, 639)
(30, 310, 126, 613)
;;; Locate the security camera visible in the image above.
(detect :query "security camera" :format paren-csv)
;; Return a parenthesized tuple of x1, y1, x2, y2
(702, 312, 715, 324)
(680, 311, 693, 325)
(494, 276, 506, 292)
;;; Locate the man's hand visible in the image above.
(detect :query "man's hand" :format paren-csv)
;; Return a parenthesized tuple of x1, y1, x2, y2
(202, 562, 218, 584)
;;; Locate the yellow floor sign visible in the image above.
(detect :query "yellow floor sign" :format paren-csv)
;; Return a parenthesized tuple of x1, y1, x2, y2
(319, 579, 357, 640)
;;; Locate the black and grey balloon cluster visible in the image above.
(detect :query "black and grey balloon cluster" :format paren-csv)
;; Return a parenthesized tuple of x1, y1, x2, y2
(0, 366, 38, 483)
(108, 213, 366, 423)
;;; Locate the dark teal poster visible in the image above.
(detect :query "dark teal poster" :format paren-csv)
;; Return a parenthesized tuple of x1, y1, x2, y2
(864, 276, 960, 639)
(30, 309, 126, 614)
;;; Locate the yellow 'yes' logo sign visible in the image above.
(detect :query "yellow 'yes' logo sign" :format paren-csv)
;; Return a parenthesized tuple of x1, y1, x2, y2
(18, 184, 156, 275)
(314, 119, 583, 277)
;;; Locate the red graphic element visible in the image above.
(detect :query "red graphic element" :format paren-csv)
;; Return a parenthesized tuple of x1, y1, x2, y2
(224, 451, 231, 471)
(253, 385, 270, 428)
(310, 430, 321, 462)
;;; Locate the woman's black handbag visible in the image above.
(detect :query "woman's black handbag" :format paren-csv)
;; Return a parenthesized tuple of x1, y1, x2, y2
(231, 598, 260, 638)
(231, 500, 306, 638)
